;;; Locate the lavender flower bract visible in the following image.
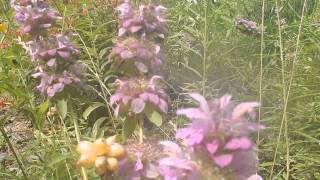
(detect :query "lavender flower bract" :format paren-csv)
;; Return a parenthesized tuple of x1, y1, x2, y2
(110, 76, 169, 117)
(116, 0, 168, 38)
(12, 0, 61, 35)
(110, 37, 163, 74)
(27, 34, 79, 65)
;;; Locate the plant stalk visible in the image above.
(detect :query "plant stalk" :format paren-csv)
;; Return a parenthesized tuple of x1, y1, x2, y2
(0, 126, 29, 180)
(139, 119, 144, 144)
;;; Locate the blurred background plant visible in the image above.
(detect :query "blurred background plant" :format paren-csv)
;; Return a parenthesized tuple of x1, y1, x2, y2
(0, 0, 319, 179)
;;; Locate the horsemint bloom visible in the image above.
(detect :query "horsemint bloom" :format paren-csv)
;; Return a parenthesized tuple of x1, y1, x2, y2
(176, 93, 263, 179)
(116, 0, 168, 38)
(110, 76, 169, 117)
(27, 33, 80, 66)
(12, 0, 61, 36)
(31, 65, 82, 97)
(110, 36, 163, 75)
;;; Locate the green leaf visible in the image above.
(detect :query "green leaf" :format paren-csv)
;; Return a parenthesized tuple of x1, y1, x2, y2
(99, 47, 110, 59)
(122, 118, 137, 139)
(146, 110, 163, 127)
(92, 117, 107, 139)
(37, 100, 49, 115)
(82, 102, 105, 120)
(57, 99, 68, 119)
(46, 154, 67, 168)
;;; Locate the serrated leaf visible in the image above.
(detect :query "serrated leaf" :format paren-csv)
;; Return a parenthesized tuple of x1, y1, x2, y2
(146, 110, 163, 127)
(122, 118, 137, 139)
(92, 117, 107, 138)
(57, 99, 68, 119)
(83, 102, 105, 120)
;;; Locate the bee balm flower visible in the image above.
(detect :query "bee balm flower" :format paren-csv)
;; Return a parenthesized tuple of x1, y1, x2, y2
(110, 76, 169, 117)
(176, 93, 263, 178)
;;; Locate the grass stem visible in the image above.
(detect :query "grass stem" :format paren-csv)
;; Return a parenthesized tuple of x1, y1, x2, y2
(0, 126, 29, 180)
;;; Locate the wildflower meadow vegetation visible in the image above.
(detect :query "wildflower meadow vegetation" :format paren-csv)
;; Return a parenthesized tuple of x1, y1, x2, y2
(0, 0, 319, 179)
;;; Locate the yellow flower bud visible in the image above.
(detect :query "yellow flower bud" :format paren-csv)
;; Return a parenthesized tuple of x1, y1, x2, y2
(106, 157, 119, 172)
(93, 138, 110, 156)
(77, 153, 95, 167)
(105, 135, 117, 145)
(0, 23, 7, 33)
(95, 156, 108, 175)
(77, 141, 93, 154)
(108, 143, 125, 158)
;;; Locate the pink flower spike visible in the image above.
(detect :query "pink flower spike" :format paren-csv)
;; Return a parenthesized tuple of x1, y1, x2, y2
(131, 98, 146, 113)
(188, 93, 210, 112)
(47, 58, 56, 66)
(232, 102, 259, 121)
(246, 174, 263, 180)
(225, 137, 252, 150)
(206, 140, 219, 154)
(134, 152, 144, 171)
(213, 154, 233, 167)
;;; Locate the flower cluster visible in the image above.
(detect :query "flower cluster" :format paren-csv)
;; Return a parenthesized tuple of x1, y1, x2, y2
(116, 0, 168, 38)
(235, 17, 259, 34)
(76, 136, 126, 176)
(12, 0, 83, 97)
(110, 37, 163, 74)
(110, 76, 168, 117)
(109, 0, 169, 121)
(110, 0, 167, 76)
(176, 93, 263, 179)
(12, 0, 61, 35)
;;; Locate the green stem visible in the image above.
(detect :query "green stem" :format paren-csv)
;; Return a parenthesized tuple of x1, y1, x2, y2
(69, 102, 88, 180)
(257, 0, 265, 160)
(270, 1, 286, 178)
(202, 0, 209, 95)
(0, 126, 29, 180)
(139, 119, 144, 144)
